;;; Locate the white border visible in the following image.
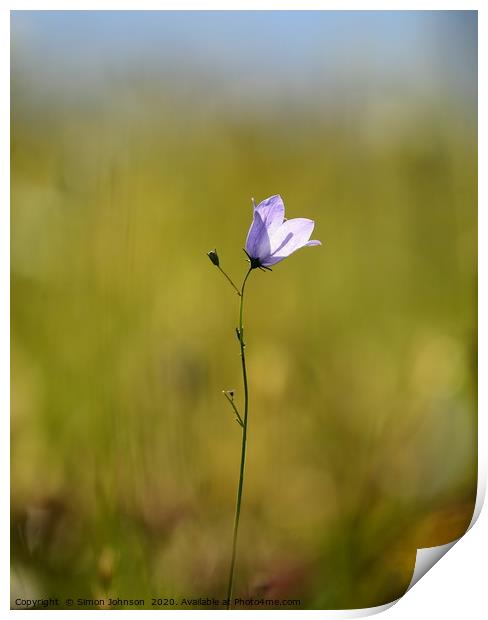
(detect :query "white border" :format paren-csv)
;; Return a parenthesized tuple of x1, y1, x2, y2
(4, 4, 482, 618)
(2, 3, 482, 10)
(2, 2, 11, 618)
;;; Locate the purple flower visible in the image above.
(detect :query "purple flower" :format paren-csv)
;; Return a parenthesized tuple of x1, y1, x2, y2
(245, 195, 321, 269)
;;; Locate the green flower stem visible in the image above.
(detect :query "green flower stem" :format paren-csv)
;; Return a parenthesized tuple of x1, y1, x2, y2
(217, 266, 241, 296)
(226, 266, 253, 609)
(223, 392, 244, 428)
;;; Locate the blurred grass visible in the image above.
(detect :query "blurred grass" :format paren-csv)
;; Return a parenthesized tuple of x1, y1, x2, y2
(11, 79, 476, 609)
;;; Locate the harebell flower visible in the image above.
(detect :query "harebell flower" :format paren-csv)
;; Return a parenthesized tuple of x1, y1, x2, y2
(207, 194, 321, 609)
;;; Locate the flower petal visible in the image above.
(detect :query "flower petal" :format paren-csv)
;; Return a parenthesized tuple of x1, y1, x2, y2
(245, 195, 284, 259)
(260, 219, 320, 266)
(254, 195, 285, 237)
(259, 253, 288, 267)
(245, 210, 270, 259)
(271, 218, 314, 253)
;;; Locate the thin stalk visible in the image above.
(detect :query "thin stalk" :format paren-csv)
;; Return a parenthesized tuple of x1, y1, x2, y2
(217, 266, 241, 296)
(223, 391, 244, 428)
(226, 267, 253, 609)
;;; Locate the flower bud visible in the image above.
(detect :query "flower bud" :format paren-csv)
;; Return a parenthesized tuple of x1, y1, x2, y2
(207, 249, 219, 266)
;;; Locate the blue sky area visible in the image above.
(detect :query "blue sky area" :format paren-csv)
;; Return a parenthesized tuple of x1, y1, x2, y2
(11, 11, 477, 107)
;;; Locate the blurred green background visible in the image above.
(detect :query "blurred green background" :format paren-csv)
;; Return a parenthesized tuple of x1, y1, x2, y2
(11, 10, 477, 610)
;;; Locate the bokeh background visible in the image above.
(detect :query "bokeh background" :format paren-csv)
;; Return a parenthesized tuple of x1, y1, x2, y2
(11, 10, 477, 610)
